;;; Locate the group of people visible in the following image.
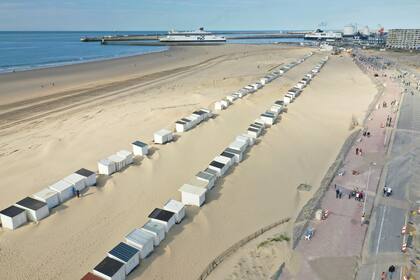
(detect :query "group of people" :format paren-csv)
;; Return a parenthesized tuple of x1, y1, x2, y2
(334, 185, 365, 202)
(355, 147, 363, 156)
(381, 264, 396, 279)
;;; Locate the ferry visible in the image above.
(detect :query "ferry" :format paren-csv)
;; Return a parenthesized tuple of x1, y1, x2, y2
(304, 29, 342, 41)
(159, 28, 226, 44)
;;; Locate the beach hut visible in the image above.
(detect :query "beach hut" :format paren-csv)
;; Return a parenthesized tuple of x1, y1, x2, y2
(224, 147, 243, 163)
(226, 95, 237, 103)
(49, 180, 74, 202)
(0, 205, 27, 230)
(283, 94, 293, 105)
(98, 159, 116, 175)
(75, 168, 97, 187)
(63, 173, 86, 192)
(199, 108, 212, 120)
(175, 120, 189, 133)
(117, 150, 134, 166)
(192, 110, 207, 122)
(295, 82, 305, 90)
(249, 123, 263, 132)
(108, 154, 126, 172)
(125, 228, 154, 259)
(15, 197, 49, 222)
(32, 188, 60, 209)
(270, 105, 282, 114)
(240, 133, 256, 146)
(208, 160, 228, 177)
(153, 129, 173, 144)
(214, 101, 225, 111)
(188, 114, 201, 126)
(229, 140, 247, 154)
(132, 141, 149, 156)
(221, 151, 236, 165)
(204, 167, 219, 178)
(247, 127, 260, 138)
(260, 113, 276, 126)
(93, 256, 126, 280)
(189, 177, 211, 190)
(213, 156, 232, 175)
(141, 220, 166, 246)
(163, 199, 185, 223)
(81, 272, 103, 280)
(148, 208, 176, 232)
(178, 184, 207, 206)
(196, 170, 217, 189)
(108, 242, 140, 275)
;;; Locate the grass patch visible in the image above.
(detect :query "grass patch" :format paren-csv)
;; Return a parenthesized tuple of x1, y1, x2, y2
(258, 233, 290, 249)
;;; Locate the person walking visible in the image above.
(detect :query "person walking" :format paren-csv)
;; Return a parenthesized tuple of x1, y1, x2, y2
(381, 271, 387, 280)
(356, 147, 359, 155)
(388, 265, 395, 279)
(361, 213, 365, 226)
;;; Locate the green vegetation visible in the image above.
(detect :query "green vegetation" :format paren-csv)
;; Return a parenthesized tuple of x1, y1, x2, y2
(257, 233, 290, 249)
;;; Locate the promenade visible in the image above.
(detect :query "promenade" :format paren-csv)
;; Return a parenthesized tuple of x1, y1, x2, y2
(283, 53, 403, 280)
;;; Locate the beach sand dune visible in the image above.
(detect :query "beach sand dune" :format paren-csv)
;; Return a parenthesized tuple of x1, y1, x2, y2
(0, 46, 376, 280)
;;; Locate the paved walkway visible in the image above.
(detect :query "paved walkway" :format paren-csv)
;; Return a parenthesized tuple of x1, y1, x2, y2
(283, 55, 403, 280)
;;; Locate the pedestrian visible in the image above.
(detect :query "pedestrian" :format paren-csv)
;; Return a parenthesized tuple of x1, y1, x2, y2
(76, 190, 80, 198)
(381, 271, 387, 280)
(336, 188, 339, 199)
(361, 213, 365, 225)
(388, 265, 395, 279)
(356, 147, 359, 155)
(367, 132, 371, 137)
(359, 148, 363, 156)
(339, 191, 342, 199)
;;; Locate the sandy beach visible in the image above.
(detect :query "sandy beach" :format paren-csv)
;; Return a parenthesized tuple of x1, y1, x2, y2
(0, 45, 377, 279)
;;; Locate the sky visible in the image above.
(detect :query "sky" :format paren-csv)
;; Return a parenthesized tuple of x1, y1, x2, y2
(0, 0, 419, 31)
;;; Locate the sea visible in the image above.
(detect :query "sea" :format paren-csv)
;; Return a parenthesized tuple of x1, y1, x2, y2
(0, 31, 303, 73)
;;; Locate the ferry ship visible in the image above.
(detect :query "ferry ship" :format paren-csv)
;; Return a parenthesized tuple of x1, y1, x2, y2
(159, 28, 226, 44)
(304, 29, 342, 41)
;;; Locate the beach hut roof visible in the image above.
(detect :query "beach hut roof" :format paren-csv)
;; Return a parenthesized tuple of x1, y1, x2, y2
(179, 184, 207, 195)
(176, 120, 186, 125)
(224, 148, 241, 155)
(181, 118, 192, 123)
(33, 188, 58, 200)
(49, 180, 73, 192)
(148, 208, 175, 222)
(143, 220, 166, 233)
(99, 158, 113, 166)
(75, 168, 95, 178)
(0, 205, 25, 217)
(164, 199, 184, 212)
(210, 160, 225, 169)
(108, 242, 139, 263)
(16, 197, 47, 211)
(196, 171, 214, 181)
(94, 257, 124, 277)
(204, 168, 219, 177)
(221, 151, 235, 159)
(132, 140, 147, 147)
(108, 154, 125, 163)
(155, 129, 172, 136)
(80, 272, 103, 280)
(248, 127, 259, 133)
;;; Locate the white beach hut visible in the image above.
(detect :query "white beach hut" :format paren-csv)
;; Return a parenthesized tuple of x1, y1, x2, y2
(240, 133, 256, 146)
(270, 104, 282, 114)
(214, 101, 226, 111)
(217, 153, 235, 169)
(153, 129, 173, 144)
(224, 147, 243, 163)
(109, 154, 126, 172)
(148, 208, 176, 232)
(107, 242, 140, 275)
(132, 141, 149, 156)
(125, 228, 154, 259)
(93, 256, 126, 280)
(236, 135, 251, 147)
(178, 184, 207, 207)
(0, 205, 27, 230)
(141, 220, 166, 246)
(247, 127, 261, 138)
(189, 177, 211, 190)
(208, 160, 227, 177)
(229, 140, 248, 153)
(221, 150, 237, 165)
(175, 120, 189, 133)
(204, 167, 219, 179)
(226, 95, 237, 103)
(63, 173, 86, 192)
(98, 159, 116, 175)
(15, 197, 49, 222)
(33, 188, 60, 209)
(260, 112, 276, 126)
(283, 94, 293, 105)
(163, 199, 185, 223)
(75, 168, 97, 187)
(48, 180, 74, 202)
(196, 170, 217, 189)
(117, 150, 134, 166)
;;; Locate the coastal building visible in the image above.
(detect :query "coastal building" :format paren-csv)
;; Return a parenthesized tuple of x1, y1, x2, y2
(132, 141, 149, 156)
(179, 184, 207, 206)
(153, 129, 173, 144)
(148, 208, 176, 232)
(386, 29, 420, 50)
(32, 188, 60, 209)
(98, 159, 116, 175)
(93, 256, 126, 280)
(107, 242, 140, 275)
(141, 220, 166, 246)
(125, 228, 154, 259)
(163, 199, 185, 223)
(75, 168, 97, 187)
(48, 180, 74, 202)
(0, 205, 27, 230)
(15, 197, 49, 222)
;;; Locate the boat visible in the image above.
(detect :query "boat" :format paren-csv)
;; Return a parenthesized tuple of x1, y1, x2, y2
(304, 29, 342, 41)
(159, 28, 226, 44)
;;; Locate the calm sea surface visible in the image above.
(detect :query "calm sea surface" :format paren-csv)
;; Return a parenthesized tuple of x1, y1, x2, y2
(0, 31, 303, 73)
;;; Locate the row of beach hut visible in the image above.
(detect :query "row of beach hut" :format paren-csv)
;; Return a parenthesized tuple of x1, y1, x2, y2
(175, 108, 213, 133)
(213, 53, 314, 112)
(79, 52, 316, 279)
(82, 199, 186, 280)
(0, 168, 96, 230)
